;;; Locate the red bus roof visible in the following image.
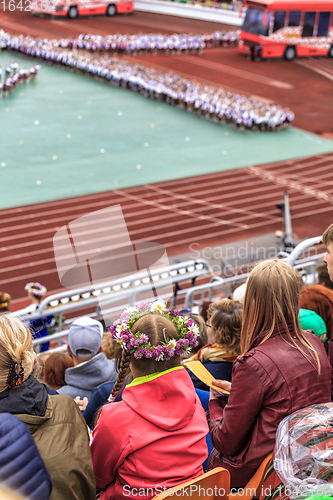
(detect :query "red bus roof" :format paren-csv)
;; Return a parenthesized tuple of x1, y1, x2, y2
(245, 0, 333, 9)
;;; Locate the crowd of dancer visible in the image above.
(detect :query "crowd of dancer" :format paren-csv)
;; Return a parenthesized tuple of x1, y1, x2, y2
(0, 30, 294, 131)
(55, 31, 240, 54)
(0, 62, 39, 96)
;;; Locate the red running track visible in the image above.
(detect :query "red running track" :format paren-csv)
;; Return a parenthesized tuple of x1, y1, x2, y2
(1, 152, 333, 306)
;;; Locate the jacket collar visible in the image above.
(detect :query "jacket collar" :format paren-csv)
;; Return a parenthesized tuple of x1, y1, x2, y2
(0, 375, 48, 416)
(248, 321, 296, 350)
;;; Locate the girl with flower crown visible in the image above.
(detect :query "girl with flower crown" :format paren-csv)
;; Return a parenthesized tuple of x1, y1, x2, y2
(90, 301, 209, 500)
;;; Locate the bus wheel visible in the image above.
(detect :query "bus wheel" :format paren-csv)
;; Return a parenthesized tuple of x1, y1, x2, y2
(284, 46, 296, 61)
(106, 3, 116, 15)
(329, 45, 333, 58)
(67, 5, 78, 18)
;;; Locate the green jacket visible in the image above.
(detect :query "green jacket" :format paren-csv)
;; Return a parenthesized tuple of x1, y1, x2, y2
(16, 394, 96, 500)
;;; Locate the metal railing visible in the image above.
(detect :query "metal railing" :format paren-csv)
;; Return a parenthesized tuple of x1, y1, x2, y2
(184, 236, 326, 310)
(21, 236, 328, 352)
(13, 260, 211, 341)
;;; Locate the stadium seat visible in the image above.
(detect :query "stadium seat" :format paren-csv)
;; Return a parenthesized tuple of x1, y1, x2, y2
(229, 453, 273, 500)
(151, 468, 230, 499)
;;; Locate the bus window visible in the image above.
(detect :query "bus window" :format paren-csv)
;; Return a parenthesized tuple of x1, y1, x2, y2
(302, 12, 316, 37)
(242, 7, 271, 36)
(317, 12, 330, 36)
(273, 11, 286, 32)
(288, 11, 301, 27)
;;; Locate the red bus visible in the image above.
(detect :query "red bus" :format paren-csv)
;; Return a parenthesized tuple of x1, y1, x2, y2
(238, 0, 333, 60)
(31, 0, 133, 18)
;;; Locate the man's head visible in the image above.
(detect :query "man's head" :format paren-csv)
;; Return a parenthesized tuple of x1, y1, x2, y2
(68, 317, 103, 365)
(322, 224, 333, 282)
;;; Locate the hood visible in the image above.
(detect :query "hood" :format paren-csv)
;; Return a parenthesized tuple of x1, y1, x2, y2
(16, 396, 53, 434)
(122, 366, 198, 431)
(64, 352, 117, 391)
(0, 376, 48, 417)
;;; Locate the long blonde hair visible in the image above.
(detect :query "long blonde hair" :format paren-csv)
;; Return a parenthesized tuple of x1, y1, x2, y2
(0, 316, 35, 392)
(241, 260, 320, 372)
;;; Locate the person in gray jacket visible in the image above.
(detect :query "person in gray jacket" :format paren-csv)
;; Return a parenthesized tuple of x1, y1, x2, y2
(58, 317, 118, 399)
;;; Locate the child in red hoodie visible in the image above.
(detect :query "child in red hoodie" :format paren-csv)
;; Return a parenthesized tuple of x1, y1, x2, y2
(91, 302, 209, 500)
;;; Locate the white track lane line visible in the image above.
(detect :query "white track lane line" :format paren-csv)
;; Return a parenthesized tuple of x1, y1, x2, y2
(248, 166, 333, 204)
(295, 60, 333, 83)
(146, 183, 278, 223)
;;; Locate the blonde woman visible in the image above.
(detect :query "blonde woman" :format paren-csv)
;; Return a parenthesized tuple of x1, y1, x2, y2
(208, 260, 331, 489)
(0, 315, 96, 500)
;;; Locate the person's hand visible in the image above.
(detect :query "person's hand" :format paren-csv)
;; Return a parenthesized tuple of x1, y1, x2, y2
(74, 396, 88, 410)
(209, 379, 231, 400)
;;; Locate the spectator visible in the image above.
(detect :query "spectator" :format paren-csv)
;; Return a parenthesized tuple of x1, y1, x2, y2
(298, 308, 327, 344)
(44, 352, 74, 391)
(199, 301, 212, 323)
(186, 300, 242, 391)
(316, 262, 333, 291)
(299, 285, 333, 341)
(23, 283, 55, 352)
(91, 304, 208, 499)
(232, 282, 247, 304)
(0, 315, 96, 500)
(0, 293, 11, 316)
(0, 412, 52, 500)
(323, 223, 333, 282)
(208, 260, 331, 489)
(58, 316, 117, 399)
(185, 313, 208, 355)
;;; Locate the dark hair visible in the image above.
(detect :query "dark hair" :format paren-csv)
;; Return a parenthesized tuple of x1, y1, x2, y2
(111, 314, 180, 400)
(316, 262, 333, 291)
(207, 300, 242, 355)
(0, 293, 11, 313)
(44, 353, 74, 389)
(199, 301, 212, 323)
(300, 285, 333, 340)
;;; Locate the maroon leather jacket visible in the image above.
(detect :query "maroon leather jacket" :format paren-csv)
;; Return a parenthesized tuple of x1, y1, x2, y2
(208, 323, 332, 488)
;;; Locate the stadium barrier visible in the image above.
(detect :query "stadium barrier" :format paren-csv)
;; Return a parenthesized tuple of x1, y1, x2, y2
(184, 236, 326, 311)
(134, 0, 244, 25)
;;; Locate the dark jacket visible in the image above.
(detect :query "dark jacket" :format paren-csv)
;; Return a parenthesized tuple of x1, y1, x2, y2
(0, 412, 52, 500)
(0, 376, 96, 500)
(189, 359, 233, 391)
(208, 324, 332, 489)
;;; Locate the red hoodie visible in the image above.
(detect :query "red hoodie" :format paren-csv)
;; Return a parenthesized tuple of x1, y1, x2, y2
(91, 366, 209, 500)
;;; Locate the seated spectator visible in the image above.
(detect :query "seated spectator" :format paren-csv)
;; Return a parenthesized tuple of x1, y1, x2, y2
(0, 412, 52, 500)
(300, 285, 333, 341)
(44, 352, 74, 391)
(22, 283, 55, 352)
(58, 316, 117, 399)
(316, 262, 333, 291)
(90, 303, 208, 499)
(184, 313, 208, 355)
(298, 308, 327, 343)
(199, 301, 212, 323)
(323, 223, 333, 283)
(0, 315, 96, 500)
(186, 300, 242, 391)
(208, 260, 331, 489)
(232, 282, 247, 304)
(0, 293, 11, 316)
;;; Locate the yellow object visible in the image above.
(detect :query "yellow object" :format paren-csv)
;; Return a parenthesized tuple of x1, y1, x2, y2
(185, 360, 230, 395)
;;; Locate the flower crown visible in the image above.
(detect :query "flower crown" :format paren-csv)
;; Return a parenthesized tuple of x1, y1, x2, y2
(25, 282, 47, 297)
(110, 300, 199, 361)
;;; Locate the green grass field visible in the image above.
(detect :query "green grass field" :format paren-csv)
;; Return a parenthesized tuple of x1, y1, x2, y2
(1, 52, 333, 209)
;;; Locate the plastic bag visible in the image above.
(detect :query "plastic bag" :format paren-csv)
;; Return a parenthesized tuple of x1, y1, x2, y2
(274, 402, 333, 499)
